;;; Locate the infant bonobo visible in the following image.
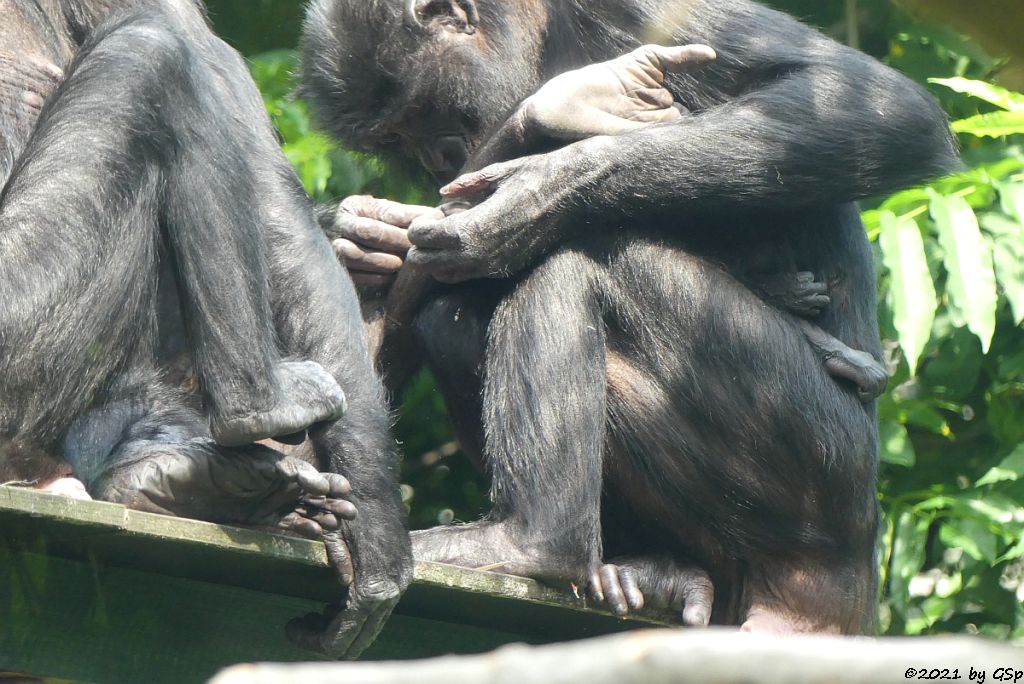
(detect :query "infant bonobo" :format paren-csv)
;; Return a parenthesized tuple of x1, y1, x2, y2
(444, 44, 888, 402)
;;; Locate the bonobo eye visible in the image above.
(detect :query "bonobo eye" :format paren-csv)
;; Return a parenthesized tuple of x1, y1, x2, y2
(405, 0, 480, 35)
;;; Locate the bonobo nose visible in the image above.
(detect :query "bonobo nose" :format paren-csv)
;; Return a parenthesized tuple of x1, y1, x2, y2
(421, 135, 468, 179)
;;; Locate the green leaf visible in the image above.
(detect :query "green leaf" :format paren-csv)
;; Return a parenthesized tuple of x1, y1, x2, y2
(890, 511, 930, 610)
(929, 77, 1024, 112)
(1000, 180, 1024, 225)
(952, 111, 1024, 138)
(929, 190, 998, 352)
(878, 211, 937, 373)
(939, 519, 998, 563)
(879, 420, 916, 467)
(998, 537, 1024, 563)
(977, 444, 1024, 487)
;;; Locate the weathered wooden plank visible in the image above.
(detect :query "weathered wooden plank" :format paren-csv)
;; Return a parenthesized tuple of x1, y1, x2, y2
(0, 487, 670, 684)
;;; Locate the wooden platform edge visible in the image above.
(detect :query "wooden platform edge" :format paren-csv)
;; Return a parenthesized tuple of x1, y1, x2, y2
(0, 485, 670, 625)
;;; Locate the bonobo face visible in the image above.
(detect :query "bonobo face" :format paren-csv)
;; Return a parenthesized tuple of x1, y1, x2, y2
(301, 0, 547, 182)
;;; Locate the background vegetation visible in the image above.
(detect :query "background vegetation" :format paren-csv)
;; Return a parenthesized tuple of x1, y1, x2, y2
(205, 0, 1024, 637)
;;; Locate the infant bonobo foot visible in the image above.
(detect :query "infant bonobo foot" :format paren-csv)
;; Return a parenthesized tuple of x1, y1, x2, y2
(211, 360, 347, 447)
(588, 556, 714, 625)
(823, 348, 889, 403)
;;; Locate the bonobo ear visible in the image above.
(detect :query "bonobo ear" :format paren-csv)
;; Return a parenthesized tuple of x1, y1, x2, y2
(404, 0, 479, 35)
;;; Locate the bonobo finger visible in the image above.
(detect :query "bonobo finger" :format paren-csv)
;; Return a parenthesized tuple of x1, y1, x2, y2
(588, 570, 606, 604)
(301, 509, 340, 532)
(680, 576, 714, 626)
(336, 216, 413, 253)
(333, 239, 404, 274)
(326, 473, 352, 497)
(407, 220, 464, 250)
(650, 44, 717, 74)
(440, 160, 518, 199)
(279, 511, 323, 539)
(26, 56, 64, 84)
(620, 571, 645, 611)
(323, 532, 354, 586)
(286, 610, 332, 653)
(635, 87, 676, 110)
(341, 195, 444, 228)
(599, 565, 629, 616)
(343, 600, 395, 658)
(350, 271, 396, 289)
(323, 498, 358, 521)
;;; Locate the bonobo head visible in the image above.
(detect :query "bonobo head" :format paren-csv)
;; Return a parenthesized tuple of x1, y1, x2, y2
(300, 0, 550, 182)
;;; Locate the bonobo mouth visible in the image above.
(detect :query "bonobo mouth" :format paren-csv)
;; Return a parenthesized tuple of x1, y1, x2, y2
(420, 134, 469, 183)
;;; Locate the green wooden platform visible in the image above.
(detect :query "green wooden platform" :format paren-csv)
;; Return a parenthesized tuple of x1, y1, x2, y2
(0, 486, 668, 684)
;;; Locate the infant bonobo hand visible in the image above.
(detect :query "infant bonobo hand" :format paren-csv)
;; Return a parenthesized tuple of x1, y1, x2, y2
(523, 43, 716, 141)
(327, 195, 444, 291)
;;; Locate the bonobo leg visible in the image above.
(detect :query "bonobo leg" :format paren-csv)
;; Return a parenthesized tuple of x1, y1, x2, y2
(135, 12, 346, 447)
(587, 556, 714, 626)
(414, 285, 507, 464)
(600, 237, 880, 633)
(0, 18, 175, 486)
(749, 272, 888, 402)
(65, 369, 355, 539)
(412, 248, 606, 585)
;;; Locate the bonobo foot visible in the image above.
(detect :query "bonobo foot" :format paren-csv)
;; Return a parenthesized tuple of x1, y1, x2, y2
(796, 319, 889, 402)
(588, 556, 714, 625)
(211, 360, 347, 447)
(91, 439, 356, 572)
(412, 520, 594, 586)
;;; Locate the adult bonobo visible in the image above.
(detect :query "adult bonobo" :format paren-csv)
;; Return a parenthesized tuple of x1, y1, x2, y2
(0, 0, 410, 657)
(302, 0, 959, 633)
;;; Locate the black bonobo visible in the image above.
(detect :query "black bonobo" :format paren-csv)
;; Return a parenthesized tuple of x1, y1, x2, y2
(302, 0, 959, 632)
(0, 0, 411, 658)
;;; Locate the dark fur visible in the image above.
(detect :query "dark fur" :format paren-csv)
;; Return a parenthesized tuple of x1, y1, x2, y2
(301, 0, 960, 631)
(0, 0, 411, 655)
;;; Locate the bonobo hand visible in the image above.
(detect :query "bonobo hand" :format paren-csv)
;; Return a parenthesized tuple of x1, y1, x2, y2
(523, 43, 716, 141)
(287, 497, 412, 659)
(407, 151, 582, 282)
(326, 195, 444, 290)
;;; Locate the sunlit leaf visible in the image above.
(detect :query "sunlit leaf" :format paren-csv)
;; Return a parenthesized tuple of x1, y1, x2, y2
(977, 444, 1024, 487)
(880, 420, 916, 467)
(890, 511, 930, 612)
(1000, 180, 1024, 225)
(878, 211, 936, 373)
(952, 111, 1024, 138)
(940, 519, 998, 563)
(930, 190, 998, 352)
(998, 537, 1024, 563)
(930, 77, 1024, 112)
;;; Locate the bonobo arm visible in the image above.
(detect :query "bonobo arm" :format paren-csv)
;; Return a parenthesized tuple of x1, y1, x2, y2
(406, 1, 961, 282)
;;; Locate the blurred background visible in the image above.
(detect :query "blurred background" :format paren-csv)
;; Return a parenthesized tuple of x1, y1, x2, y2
(205, 0, 1024, 639)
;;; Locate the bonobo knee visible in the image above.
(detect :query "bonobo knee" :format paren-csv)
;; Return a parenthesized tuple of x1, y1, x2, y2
(78, 13, 192, 83)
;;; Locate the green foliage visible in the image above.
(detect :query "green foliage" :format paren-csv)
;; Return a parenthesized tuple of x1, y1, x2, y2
(869, 74, 1024, 637)
(247, 2, 1024, 638)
